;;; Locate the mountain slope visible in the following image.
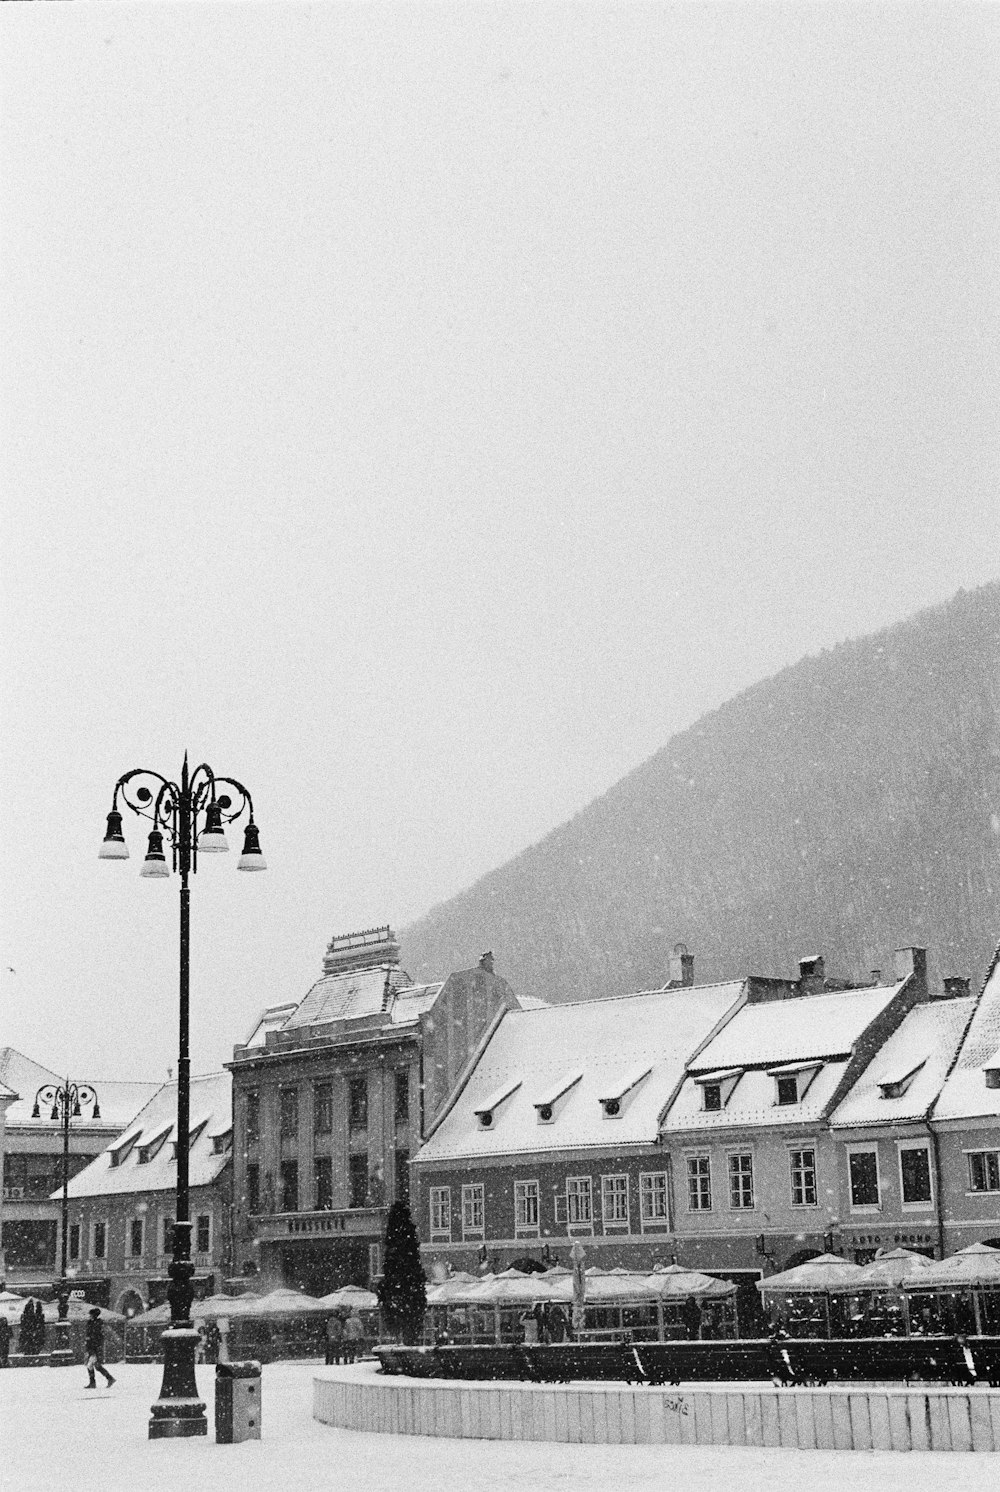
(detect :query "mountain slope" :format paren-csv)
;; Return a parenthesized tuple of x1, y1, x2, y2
(401, 583, 1000, 1001)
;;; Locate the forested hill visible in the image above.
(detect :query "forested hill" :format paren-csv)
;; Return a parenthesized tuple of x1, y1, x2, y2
(401, 582, 1000, 1003)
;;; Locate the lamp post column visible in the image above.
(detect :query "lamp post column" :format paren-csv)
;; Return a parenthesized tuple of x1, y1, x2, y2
(50, 1089, 73, 1367)
(149, 758, 205, 1439)
(99, 754, 266, 1441)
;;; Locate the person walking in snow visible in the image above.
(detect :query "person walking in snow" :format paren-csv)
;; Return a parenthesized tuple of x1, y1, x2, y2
(84, 1307, 116, 1389)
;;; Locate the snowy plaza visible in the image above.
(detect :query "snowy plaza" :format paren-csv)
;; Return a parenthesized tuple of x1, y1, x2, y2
(2, 1359, 1000, 1492)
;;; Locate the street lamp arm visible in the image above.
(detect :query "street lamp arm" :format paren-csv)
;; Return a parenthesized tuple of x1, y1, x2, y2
(114, 769, 180, 827)
(211, 775, 255, 824)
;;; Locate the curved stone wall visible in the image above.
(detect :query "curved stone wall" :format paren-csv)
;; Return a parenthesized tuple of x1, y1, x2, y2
(313, 1365, 1000, 1452)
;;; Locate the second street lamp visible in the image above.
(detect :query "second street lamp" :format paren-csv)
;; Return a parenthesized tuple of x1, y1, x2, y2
(30, 1079, 101, 1366)
(99, 754, 265, 1438)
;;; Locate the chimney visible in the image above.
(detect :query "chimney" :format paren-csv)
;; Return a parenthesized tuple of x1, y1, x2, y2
(798, 955, 825, 996)
(667, 944, 694, 988)
(479, 951, 495, 975)
(893, 946, 929, 1001)
(942, 975, 971, 1000)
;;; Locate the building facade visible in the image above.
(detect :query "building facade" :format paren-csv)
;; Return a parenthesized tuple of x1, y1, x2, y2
(929, 947, 1000, 1253)
(0, 1047, 159, 1295)
(227, 926, 539, 1295)
(412, 947, 952, 1328)
(61, 1071, 232, 1316)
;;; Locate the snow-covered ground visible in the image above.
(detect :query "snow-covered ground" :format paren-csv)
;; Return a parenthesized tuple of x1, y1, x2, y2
(2, 1360, 998, 1491)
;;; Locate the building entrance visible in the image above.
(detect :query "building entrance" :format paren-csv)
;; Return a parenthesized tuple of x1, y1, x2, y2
(274, 1239, 371, 1297)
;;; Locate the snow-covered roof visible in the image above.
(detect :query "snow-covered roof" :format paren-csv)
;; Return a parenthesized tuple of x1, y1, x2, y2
(283, 964, 410, 1028)
(414, 981, 746, 1163)
(239, 963, 542, 1049)
(62, 1071, 231, 1198)
(0, 1048, 159, 1131)
(933, 956, 1000, 1121)
(687, 983, 904, 1071)
(831, 997, 974, 1127)
(244, 1003, 300, 1048)
(663, 982, 906, 1133)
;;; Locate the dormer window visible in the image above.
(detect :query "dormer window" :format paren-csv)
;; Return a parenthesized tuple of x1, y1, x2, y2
(108, 1129, 141, 1168)
(768, 1061, 823, 1107)
(878, 1060, 926, 1100)
(533, 1071, 583, 1125)
(136, 1121, 173, 1164)
(598, 1065, 652, 1120)
(776, 1075, 799, 1106)
(473, 1078, 521, 1131)
(693, 1069, 742, 1112)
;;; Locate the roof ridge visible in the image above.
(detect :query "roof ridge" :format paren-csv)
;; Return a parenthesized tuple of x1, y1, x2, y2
(501, 981, 746, 1014)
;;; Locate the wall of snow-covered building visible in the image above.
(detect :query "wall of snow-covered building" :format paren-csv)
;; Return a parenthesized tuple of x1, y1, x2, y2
(929, 948, 1000, 1252)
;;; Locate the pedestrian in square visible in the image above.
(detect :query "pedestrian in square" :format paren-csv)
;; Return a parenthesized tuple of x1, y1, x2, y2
(325, 1310, 344, 1365)
(84, 1307, 116, 1389)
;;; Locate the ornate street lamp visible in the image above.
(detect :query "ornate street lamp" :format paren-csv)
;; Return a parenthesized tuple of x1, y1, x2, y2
(30, 1079, 101, 1366)
(99, 755, 265, 1439)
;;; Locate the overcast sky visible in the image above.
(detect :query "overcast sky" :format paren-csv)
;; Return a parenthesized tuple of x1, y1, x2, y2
(1, 2, 998, 1084)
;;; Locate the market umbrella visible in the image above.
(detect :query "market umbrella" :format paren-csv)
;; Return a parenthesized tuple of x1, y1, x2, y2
(757, 1253, 865, 1294)
(903, 1242, 1000, 1290)
(39, 1298, 127, 1324)
(642, 1266, 737, 1299)
(833, 1248, 935, 1291)
(200, 1288, 328, 1318)
(319, 1285, 379, 1311)
(426, 1274, 494, 1306)
(582, 1268, 658, 1303)
(469, 1269, 573, 1304)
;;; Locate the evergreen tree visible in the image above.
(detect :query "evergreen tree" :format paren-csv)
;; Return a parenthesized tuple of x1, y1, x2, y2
(377, 1201, 427, 1344)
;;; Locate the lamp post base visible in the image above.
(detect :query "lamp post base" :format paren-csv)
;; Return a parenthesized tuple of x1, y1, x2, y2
(148, 1327, 207, 1439)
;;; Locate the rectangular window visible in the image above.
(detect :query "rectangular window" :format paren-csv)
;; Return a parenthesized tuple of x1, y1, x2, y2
(728, 1153, 754, 1209)
(129, 1219, 144, 1257)
(348, 1153, 368, 1208)
(601, 1174, 629, 1228)
(430, 1186, 451, 1241)
(163, 1216, 175, 1255)
(280, 1159, 299, 1212)
(245, 1091, 260, 1147)
(313, 1083, 333, 1137)
(703, 1083, 722, 1111)
(849, 1149, 880, 1208)
(790, 1148, 817, 1207)
(687, 1156, 712, 1211)
(515, 1180, 540, 1231)
(246, 1162, 260, 1214)
(566, 1176, 593, 1227)
(462, 1183, 485, 1239)
(348, 1077, 368, 1131)
(394, 1149, 410, 1205)
(640, 1172, 669, 1226)
(968, 1151, 1000, 1193)
(776, 1075, 799, 1106)
(196, 1214, 212, 1255)
(899, 1146, 933, 1206)
(394, 1070, 410, 1126)
(92, 1221, 107, 1260)
(314, 1156, 333, 1211)
(279, 1087, 299, 1142)
(69, 1223, 81, 1261)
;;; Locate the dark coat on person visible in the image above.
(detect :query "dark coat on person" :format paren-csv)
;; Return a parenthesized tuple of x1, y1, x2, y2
(85, 1314, 105, 1358)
